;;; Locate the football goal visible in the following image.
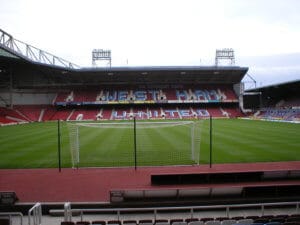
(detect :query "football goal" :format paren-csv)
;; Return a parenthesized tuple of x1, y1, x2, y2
(67, 120, 202, 168)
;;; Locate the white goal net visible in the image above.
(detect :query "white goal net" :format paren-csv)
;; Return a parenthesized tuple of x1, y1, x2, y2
(67, 120, 202, 168)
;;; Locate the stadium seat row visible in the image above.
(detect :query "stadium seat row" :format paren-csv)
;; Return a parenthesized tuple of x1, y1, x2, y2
(0, 106, 243, 124)
(54, 87, 237, 103)
(61, 215, 300, 225)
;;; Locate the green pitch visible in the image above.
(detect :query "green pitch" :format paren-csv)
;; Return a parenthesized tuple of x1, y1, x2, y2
(0, 119, 299, 168)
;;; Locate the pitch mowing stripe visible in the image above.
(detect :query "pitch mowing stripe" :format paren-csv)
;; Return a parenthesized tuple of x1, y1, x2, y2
(136, 126, 192, 166)
(199, 119, 300, 164)
(77, 125, 193, 167)
(155, 126, 192, 162)
(70, 123, 195, 167)
(136, 127, 170, 165)
(78, 127, 134, 167)
(1, 124, 54, 145)
(0, 119, 299, 168)
(0, 122, 59, 168)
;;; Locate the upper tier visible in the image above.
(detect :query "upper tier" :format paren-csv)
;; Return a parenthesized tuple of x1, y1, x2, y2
(55, 85, 238, 105)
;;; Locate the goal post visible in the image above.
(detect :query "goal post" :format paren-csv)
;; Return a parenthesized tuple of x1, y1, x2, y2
(67, 120, 202, 168)
(191, 120, 201, 163)
(67, 124, 80, 168)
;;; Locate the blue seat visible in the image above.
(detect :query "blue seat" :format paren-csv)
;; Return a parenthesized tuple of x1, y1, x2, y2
(266, 222, 281, 225)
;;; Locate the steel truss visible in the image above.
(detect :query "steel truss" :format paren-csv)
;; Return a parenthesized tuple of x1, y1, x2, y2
(0, 29, 80, 69)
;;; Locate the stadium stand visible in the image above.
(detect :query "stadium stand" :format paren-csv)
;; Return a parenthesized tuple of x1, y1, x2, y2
(1, 39, 246, 124)
(0, 84, 242, 123)
(0, 104, 277, 123)
(258, 108, 300, 121)
(50, 109, 73, 121)
(13, 105, 45, 122)
(0, 104, 243, 123)
(68, 109, 100, 121)
(42, 106, 59, 121)
(0, 106, 28, 124)
(1, 198, 300, 225)
(245, 80, 300, 122)
(51, 201, 300, 225)
(54, 86, 238, 105)
(281, 97, 300, 108)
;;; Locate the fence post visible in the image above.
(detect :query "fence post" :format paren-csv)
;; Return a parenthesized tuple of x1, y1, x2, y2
(134, 117, 137, 170)
(64, 202, 72, 222)
(58, 119, 62, 172)
(28, 203, 42, 225)
(226, 206, 230, 218)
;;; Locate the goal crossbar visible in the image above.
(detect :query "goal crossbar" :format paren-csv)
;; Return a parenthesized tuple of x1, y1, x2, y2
(72, 121, 194, 129)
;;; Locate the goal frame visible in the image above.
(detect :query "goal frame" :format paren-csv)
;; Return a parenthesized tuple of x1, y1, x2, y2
(67, 120, 202, 168)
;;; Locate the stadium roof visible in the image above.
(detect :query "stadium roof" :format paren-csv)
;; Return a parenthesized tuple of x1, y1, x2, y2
(245, 80, 300, 100)
(77, 65, 248, 84)
(0, 53, 248, 87)
(0, 30, 248, 87)
(0, 29, 248, 86)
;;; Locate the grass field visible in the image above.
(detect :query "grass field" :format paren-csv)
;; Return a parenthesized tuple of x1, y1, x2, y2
(0, 119, 299, 169)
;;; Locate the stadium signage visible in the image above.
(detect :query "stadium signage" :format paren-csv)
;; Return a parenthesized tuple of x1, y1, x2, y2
(110, 109, 210, 119)
(55, 88, 238, 106)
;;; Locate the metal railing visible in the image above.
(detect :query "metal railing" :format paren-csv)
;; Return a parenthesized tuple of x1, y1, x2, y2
(0, 212, 23, 225)
(65, 201, 300, 222)
(28, 202, 42, 225)
(64, 202, 72, 222)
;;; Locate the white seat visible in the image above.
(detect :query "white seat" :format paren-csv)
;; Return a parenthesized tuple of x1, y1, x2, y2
(236, 219, 253, 225)
(188, 221, 204, 225)
(205, 221, 221, 225)
(139, 223, 154, 225)
(221, 220, 236, 225)
(173, 222, 187, 225)
(155, 223, 170, 225)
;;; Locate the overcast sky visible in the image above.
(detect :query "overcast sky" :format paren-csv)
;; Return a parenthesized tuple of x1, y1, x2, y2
(1, 0, 300, 88)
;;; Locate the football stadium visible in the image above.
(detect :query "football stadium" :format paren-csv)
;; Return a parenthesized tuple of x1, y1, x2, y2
(0, 28, 300, 225)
